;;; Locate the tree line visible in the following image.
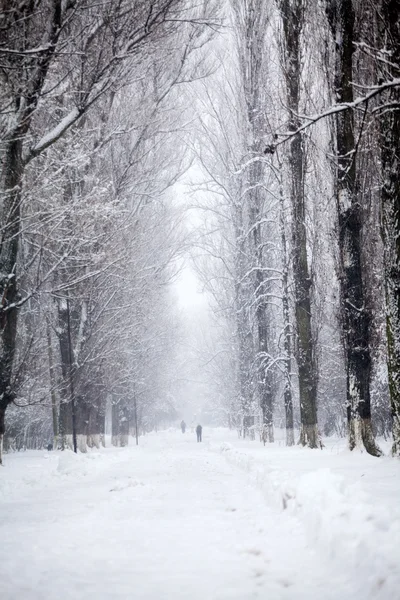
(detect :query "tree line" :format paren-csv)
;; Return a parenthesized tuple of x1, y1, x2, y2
(190, 0, 400, 456)
(1, 0, 399, 461)
(0, 0, 219, 462)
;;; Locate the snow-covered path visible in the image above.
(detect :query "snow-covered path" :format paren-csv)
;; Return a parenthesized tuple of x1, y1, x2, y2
(0, 430, 395, 599)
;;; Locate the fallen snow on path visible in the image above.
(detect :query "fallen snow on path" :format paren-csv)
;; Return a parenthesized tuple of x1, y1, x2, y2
(1, 429, 399, 600)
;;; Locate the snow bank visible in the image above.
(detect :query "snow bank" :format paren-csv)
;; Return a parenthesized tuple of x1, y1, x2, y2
(0, 446, 135, 502)
(214, 440, 400, 599)
(56, 449, 102, 477)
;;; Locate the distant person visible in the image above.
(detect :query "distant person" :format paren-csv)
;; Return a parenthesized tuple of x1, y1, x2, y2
(181, 420, 186, 433)
(47, 443, 53, 451)
(196, 424, 202, 442)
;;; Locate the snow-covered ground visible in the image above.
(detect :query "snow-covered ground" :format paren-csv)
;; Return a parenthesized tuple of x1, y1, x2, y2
(1, 428, 399, 600)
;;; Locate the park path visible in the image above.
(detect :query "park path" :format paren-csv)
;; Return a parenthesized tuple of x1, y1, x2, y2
(1, 430, 362, 599)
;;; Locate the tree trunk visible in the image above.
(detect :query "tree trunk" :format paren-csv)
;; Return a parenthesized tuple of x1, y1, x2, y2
(0, 407, 5, 465)
(252, 159, 275, 443)
(326, 0, 381, 456)
(235, 216, 255, 436)
(0, 137, 25, 463)
(279, 178, 295, 446)
(111, 402, 120, 446)
(87, 393, 106, 449)
(231, 0, 274, 443)
(75, 398, 89, 453)
(112, 401, 130, 447)
(120, 407, 130, 447)
(46, 317, 59, 448)
(380, 0, 400, 456)
(58, 302, 71, 450)
(280, 0, 318, 448)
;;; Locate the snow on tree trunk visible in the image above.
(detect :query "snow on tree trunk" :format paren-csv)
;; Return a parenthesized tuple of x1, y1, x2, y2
(87, 434, 101, 449)
(77, 435, 87, 453)
(235, 208, 256, 434)
(59, 397, 73, 450)
(380, 0, 400, 456)
(0, 138, 24, 456)
(232, 1, 276, 443)
(46, 318, 59, 449)
(57, 299, 76, 450)
(279, 177, 295, 446)
(111, 402, 120, 447)
(87, 401, 105, 449)
(252, 160, 275, 443)
(112, 401, 130, 447)
(326, 0, 381, 456)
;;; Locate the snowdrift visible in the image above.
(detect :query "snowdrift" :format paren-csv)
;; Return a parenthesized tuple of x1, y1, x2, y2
(215, 440, 400, 599)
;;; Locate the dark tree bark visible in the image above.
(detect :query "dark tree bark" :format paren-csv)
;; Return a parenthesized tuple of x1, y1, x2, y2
(57, 298, 74, 450)
(46, 317, 59, 448)
(0, 138, 23, 463)
(379, 0, 400, 456)
(326, 0, 381, 455)
(280, 0, 318, 447)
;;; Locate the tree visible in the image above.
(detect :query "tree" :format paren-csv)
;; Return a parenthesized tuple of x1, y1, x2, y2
(231, 0, 280, 442)
(325, 0, 381, 455)
(278, 0, 319, 447)
(188, 43, 259, 436)
(379, 0, 400, 456)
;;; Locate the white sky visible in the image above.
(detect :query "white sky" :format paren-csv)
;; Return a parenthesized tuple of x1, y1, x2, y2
(175, 265, 206, 309)
(171, 170, 210, 312)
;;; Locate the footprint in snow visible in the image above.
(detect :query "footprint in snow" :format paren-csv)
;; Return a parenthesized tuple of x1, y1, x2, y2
(253, 569, 264, 578)
(278, 579, 293, 588)
(244, 548, 262, 556)
(110, 479, 144, 492)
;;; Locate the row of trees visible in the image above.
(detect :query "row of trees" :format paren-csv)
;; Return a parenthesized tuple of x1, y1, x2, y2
(190, 0, 399, 455)
(1, 0, 399, 460)
(0, 0, 220, 461)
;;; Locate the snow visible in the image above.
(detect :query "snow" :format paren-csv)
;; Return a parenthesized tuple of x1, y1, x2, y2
(213, 432, 400, 597)
(1, 428, 399, 600)
(30, 108, 81, 157)
(338, 188, 351, 212)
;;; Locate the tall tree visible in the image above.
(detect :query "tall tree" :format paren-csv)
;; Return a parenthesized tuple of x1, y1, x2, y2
(190, 48, 258, 435)
(379, 0, 400, 456)
(279, 0, 318, 447)
(232, 0, 278, 442)
(326, 0, 381, 455)
(277, 165, 295, 446)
